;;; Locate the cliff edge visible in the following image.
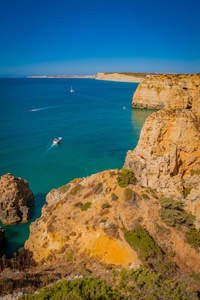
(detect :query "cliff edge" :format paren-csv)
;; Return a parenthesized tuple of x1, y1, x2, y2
(132, 74, 200, 110)
(96, 72, 144, 83)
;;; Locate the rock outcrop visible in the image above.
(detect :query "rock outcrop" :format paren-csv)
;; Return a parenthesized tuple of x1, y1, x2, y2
(96, 72, 144, 83)
(132, 74, 200, 110)
(124, 109, 200, 197)
(0, 226, 5, 245)
(0, 173, 34, 225)
(25, 169, 200, 274)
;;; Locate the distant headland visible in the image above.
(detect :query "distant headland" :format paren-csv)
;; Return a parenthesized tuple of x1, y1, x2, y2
(27, 72, 180, 83)
(27, 75, 96, 79)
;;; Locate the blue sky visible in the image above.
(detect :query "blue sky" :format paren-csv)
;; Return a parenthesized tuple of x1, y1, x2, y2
(0, 0, 200, 76)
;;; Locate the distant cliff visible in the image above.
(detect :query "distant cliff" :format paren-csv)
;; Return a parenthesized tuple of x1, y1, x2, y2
(96, 72, 145, 83)
(132, 74, 200, 110)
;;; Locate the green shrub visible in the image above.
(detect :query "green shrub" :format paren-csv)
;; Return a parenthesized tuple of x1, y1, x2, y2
(190, 169, 200, 176)
(81, 202, 92, 211)
(159, 198, 200, 249)
(117, 169, 135, 188)
(67, 251, 74, 262)
(141, 193, 150, 199)
(19, 277, 123, 300)
(159, 198, 195, 227)
(183, 187, 192, 198)
(101, 203, 111, 209)
(115, 268, 198, 300)
(58, 184, 71, 194)
(124, 226, 162, 262)
(124, 188, 132, 200)
(70, 184, 84, 195)
(124, 226, 174, 276)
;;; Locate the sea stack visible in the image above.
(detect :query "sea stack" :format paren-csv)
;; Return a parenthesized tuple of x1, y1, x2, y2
(0, 173, 34, 225)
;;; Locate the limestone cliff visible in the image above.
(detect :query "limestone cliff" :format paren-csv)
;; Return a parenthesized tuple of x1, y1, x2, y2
(96, 72, 144, 83)
(124, 109, 200, 197)
(0, 173, 34, 225)
(132, 74, 200, 110)
(25, 169, 200, 274)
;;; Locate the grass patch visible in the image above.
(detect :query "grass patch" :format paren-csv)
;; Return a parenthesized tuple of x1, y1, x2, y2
(81, 202, 92, 212)
(117, 169, 135, 188)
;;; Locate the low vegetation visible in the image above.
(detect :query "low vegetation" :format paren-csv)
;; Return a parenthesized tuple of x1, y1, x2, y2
(124, 188, 132, 200)
(19, 277, 122, 300)
(58, 184, 71, 194)
(117, 169, 135, 188)
(124, 226, 175, 277)
(70, 184, 84, 196)
(159, 198, 200, 249)
(81, 202, 92, 211)
(19, 269, 199, 300)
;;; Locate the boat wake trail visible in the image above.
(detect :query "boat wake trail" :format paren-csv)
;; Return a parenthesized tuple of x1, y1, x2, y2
(28, 105, 63, 112)
(46, 144, 54, 152)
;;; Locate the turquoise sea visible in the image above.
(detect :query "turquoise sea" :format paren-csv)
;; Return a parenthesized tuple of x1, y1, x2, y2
(0, 78, 155, 258)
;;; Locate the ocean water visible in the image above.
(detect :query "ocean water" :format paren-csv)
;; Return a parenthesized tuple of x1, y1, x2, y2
(0, 78, 155, 258)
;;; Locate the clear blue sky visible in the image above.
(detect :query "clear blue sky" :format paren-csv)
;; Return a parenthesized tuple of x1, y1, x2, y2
(0, 0, 200, 76)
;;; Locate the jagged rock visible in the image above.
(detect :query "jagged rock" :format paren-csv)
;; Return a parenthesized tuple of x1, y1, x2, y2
(0, 173, 34, 225)
(132, 74, 200, 111)
(0, 226, 5, 245)
(124, 109, 200, 196)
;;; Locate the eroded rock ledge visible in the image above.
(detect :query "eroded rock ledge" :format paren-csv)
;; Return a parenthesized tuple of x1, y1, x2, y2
(0, 173, 34, 225)
(132, 74, 200, 111)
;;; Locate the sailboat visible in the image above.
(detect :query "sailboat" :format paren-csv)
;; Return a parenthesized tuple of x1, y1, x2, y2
(70, 86, 74, 93)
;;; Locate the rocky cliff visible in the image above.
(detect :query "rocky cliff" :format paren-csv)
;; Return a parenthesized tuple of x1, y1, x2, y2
(96, 72, 144, 83)
(0, 173, 34, 225)
(124, 109, 200, 197)
(25, 168, 200, 274)
(132, 74, 200, 110)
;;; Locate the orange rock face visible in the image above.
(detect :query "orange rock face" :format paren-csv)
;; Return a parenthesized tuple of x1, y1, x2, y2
(25, 169, 200, 273)
(0, 173, 34, 225)
(132, 74, 200, 111)
(124, 109, 200, 196)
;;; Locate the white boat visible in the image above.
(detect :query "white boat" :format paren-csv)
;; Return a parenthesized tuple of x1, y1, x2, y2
(70, 86, 74, 93)
(53, 137, 62, 145)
